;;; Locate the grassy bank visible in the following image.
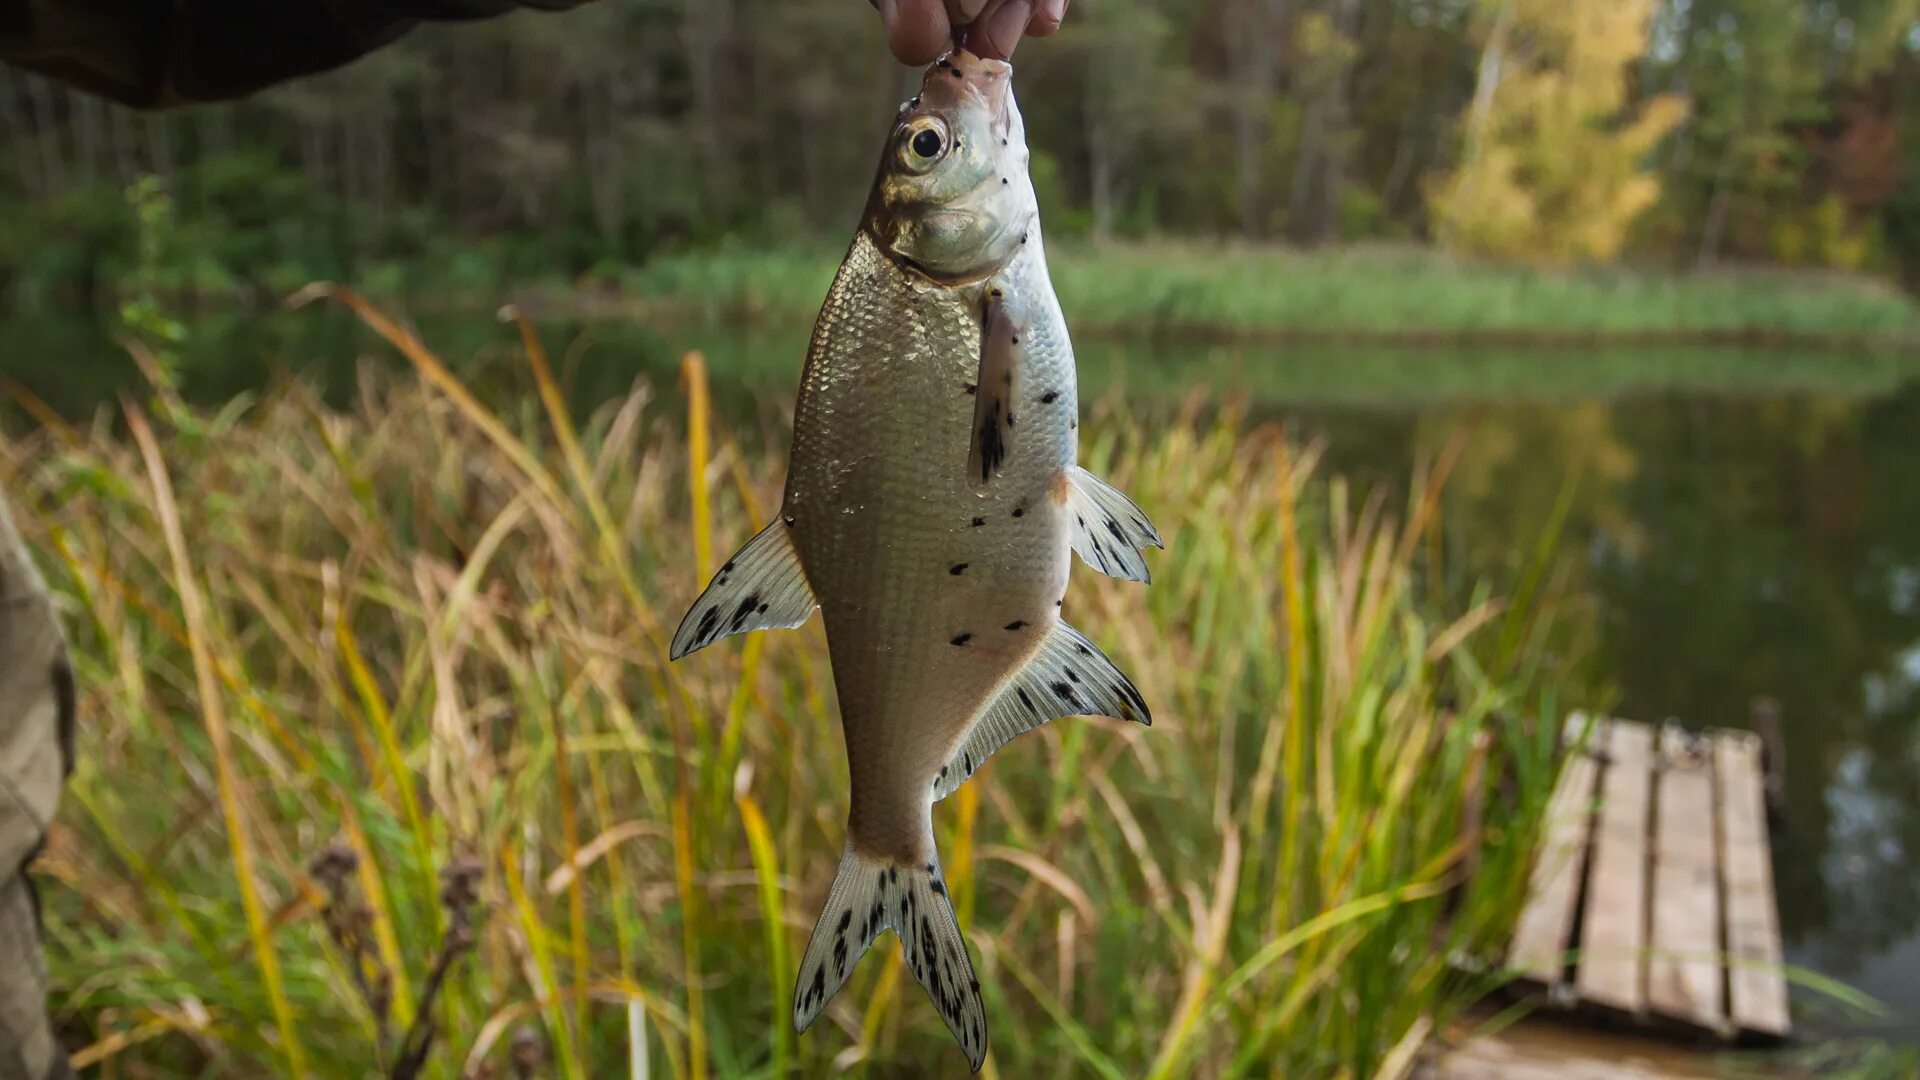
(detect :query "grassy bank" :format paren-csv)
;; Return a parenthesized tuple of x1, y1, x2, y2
(619, 242, 1920, 345)
(18, 297, 1586, 1077)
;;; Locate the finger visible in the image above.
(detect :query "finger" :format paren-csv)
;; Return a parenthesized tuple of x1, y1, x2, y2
(882, 0, 954, 65)
(945, 0, 992, 20)
(1027, 0, 1066, 36)
(971, 0, 1032, 59)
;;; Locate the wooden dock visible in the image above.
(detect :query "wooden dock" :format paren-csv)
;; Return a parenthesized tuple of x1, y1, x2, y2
(1505, 715, 1791, 1042)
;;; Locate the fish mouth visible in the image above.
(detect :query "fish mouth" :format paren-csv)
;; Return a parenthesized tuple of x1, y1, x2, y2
(915, 49, 1012, 133)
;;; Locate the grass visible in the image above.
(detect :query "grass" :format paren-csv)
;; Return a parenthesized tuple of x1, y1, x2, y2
(14, 293, 1590, 1077)
(617, 241, 1920, 343)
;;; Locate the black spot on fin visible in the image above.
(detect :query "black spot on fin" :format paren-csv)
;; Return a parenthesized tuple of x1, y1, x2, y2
(671, 517, 818, 659)
(793, 846, 989, 1071)
(933, 620, 1152, 803)
(1064, 466, 1162, 584)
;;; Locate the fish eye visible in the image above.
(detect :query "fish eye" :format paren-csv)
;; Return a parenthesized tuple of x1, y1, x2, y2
(898, 118, 950, 173)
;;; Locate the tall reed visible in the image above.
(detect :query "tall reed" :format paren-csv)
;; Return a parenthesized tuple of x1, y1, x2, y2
(15, 296, 1583, 1077)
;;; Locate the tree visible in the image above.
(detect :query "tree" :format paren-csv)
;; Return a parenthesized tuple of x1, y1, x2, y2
(1429, 0, 1686, 263)
(1284, 0, 1362, 245)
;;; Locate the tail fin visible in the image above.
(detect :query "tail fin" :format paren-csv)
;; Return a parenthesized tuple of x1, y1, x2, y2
(793, 845, 989, 1071)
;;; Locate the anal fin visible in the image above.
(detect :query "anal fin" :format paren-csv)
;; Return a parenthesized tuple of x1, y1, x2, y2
(933, 620, 1151, 802)
(670, 517, 817, 660)
(1066, 465, 1163, 583)
(967, 287, 1019, 485)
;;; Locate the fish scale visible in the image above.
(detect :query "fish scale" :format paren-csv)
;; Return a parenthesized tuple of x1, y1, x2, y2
(668, 49, 1163, 1072)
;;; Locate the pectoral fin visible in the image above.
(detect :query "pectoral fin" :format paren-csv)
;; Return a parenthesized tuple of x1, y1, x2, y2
(670, 518, 817, 660)
(933, 621, 1150, 801)
(1066, 466, 1164, 583)
(967, 287, 1019, 485)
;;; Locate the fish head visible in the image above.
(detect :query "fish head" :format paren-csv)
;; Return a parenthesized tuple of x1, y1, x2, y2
(867, 50, 1033, 282)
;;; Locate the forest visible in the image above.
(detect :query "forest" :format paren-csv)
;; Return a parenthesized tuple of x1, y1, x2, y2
(1, 0, 1917, 313)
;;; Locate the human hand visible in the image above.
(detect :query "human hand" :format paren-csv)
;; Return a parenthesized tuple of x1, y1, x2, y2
(875, 0, 1068, 65)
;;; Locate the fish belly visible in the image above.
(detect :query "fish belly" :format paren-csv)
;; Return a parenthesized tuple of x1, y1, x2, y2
(785, 231, 1078, 865)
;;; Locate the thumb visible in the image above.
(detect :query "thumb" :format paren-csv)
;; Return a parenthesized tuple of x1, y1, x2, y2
(880, 0, 954, 65)
(968, 0, 1032, 60)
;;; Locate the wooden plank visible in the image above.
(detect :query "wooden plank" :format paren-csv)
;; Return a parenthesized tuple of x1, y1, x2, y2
(1646, 725, 1726, 1030)
(1576, 718, 1653, 1014)
(1510, 714, 1605, 985)
(1433, 1015, 1725, 1080)
(1717, 731, 1791, 1037)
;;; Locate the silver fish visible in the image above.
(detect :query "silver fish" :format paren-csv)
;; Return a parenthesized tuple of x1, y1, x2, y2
(670, 50, 1161, 1071)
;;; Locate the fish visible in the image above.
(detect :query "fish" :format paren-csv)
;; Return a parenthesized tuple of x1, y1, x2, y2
(669, 49, 1162, 1071)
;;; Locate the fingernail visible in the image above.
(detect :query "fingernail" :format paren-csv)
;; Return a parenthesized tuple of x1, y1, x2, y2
(981, 0, 1031, 58)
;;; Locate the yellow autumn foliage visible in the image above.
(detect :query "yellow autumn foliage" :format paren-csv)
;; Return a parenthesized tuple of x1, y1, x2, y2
(1431, 0, 1688, 263)
(1770, 195, 1875, 270)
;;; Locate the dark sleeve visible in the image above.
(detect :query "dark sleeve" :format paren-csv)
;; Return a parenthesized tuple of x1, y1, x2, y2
(0, 0, 592, 109)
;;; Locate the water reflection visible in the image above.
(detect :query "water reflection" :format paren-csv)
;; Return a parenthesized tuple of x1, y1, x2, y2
(1611, 395, 1917, 986)
(1225, 374, 1920, 1041)
(7, 311, 1920, 1039)
(1351, 385, 1920, 1040)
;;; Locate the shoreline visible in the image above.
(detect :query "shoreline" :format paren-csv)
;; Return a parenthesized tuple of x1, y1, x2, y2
(13, 239, 1920, 356)
(484, 290, 1920, 355)
(526, 241, 1920, 352)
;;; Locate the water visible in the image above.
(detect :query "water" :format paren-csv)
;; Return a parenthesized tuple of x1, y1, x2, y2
(8, 309, 1920, 1044)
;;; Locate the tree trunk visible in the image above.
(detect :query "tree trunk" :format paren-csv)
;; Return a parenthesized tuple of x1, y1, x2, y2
(73, 93, 104, 186)
(195, 109, 237, 215)
(1087, 53, 1116, 242)
(1697, 175, 1731, 268)
(1227, 0, 1284, 238)
(682, 0, 731, 225)
(142, 113, 175, 180)
(1288, 103, 1322, 241)
(1287, 0, 1361, 246)
(23, 76, 65, 193)
(0, 76, 45, 196)
(1383, 113, 1416, 215)
(300, 116, 328, 198)
(1443, 0, 1515, 250)
(585, 76, 624, 240)
(370, 101, 395, 242)
(108, 99, 138, 188)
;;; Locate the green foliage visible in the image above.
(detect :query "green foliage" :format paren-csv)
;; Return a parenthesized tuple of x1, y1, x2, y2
(0, 1, 1914, 300)
(1334, 187, 1402, 241)
(118, 176, 188, 385)
(19, 304, 1587, 1077)
(616, 242, 1920, 339)
(1770, 194, 1881, 270)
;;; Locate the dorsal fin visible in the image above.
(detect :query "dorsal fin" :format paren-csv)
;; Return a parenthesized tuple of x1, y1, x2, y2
(670, 518, 817, 660)
(933, 620, 1150, 801)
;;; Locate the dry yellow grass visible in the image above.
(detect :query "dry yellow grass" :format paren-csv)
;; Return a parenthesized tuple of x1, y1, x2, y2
(13, 296, 1584, 1077)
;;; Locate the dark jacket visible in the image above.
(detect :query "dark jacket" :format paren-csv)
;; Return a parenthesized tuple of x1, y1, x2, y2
(0, 0, 590, 108)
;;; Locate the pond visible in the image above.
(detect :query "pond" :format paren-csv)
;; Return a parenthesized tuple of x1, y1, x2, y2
(7, 307, 1920, 1046)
